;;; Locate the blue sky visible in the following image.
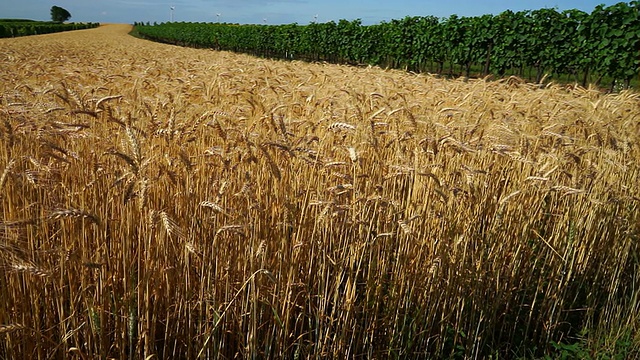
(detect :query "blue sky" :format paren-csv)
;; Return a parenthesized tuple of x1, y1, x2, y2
(0, 1, 624, 25)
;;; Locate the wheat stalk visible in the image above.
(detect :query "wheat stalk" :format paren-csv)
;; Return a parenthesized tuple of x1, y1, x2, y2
(10, 262, 49, 277)
(158, 210, 184, 239)
(0, 159, 16, 191)
(47, 208, 101, 225)
(328, 122, 356, 131)
(95, 94, 122, 109)
(200, 201, 228, 216)
(0, 324, 26, 334)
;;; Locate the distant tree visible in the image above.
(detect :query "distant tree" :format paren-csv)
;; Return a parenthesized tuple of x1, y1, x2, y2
(50, 6, 71, 23)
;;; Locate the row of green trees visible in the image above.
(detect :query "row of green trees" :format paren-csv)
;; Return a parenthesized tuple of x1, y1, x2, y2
(135, 2, 640, 88)
(0, 21, 99, 38)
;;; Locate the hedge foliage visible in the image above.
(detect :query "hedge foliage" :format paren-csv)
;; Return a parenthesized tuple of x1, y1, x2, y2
(0, 21, 100, 39)
(135, 2, 640, 86)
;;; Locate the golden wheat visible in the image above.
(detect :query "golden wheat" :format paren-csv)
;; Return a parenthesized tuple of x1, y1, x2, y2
(0, 24, 638, 359)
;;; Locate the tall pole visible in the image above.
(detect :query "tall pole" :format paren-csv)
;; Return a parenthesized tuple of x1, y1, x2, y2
(170, 6, 175, 22)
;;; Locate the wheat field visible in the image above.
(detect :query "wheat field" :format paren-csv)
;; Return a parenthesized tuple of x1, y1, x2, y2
(0, 24, 639, 359)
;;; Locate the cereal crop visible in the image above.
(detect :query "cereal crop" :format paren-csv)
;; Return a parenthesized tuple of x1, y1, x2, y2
(0, 24, 639, 358)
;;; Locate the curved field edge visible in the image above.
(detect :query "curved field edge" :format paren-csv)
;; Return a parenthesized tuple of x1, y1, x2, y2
(132, 3, 640, 90)
(1, 24, 639, 359)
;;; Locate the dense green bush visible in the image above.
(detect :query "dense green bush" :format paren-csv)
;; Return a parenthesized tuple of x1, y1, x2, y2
(0, 21, 99, 38)
(135, 1, 640, 88)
